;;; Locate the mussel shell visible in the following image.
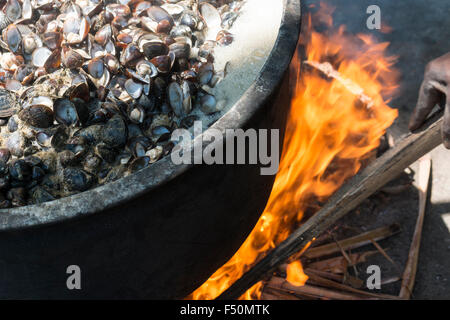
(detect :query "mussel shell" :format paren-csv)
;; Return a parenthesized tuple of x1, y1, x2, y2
(95, 24, 112, 46)
(142, 41, 169, 59)
(31, 186, 55, 204)
(0, 148, 11, 163)
(150, 54, 171, 73)
(63, 168, 94, 191)
(5, 0, 22, 22)
(124, 79, 143, 99)
(129, 156, 150, 173)
(104, 53, 120, 74)
(0, 88, 18, 117)
(147, 6, 174, 25)
(61, 46, 84, 69)
(106, 3, 131, 17)
(102, 115, 127, 148)
(167, 82, 184, 117)
(112, 15, 128, 29)
(120, 44, 143, 67)
(19, 105, 54, 128)
(169, 42, 190, 59)
(216, 30, 233, 46)
(87, 57, 105, 79)
(53, 98, 79, 126)
(32, 47, 52, 67)
(43, 48, 61, 73)
(4, 24, 22, 53)
(43, 31, 63, 50)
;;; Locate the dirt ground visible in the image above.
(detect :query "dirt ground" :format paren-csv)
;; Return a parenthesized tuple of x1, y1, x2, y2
(303, 0, 450, 299)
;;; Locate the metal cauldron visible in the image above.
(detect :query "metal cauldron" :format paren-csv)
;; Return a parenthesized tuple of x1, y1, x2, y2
(0, 0, 301, 299)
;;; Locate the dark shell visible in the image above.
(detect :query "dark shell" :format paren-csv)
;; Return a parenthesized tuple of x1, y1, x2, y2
(63, 167, 94, 191)
(4, 24, 22, 53)
(87, 57, 105, 79)
(62, 46, 84, 69)
(9, 159, 32, 181)
(0, 148, 11, 163)
(129, 156, 150, 173)
(19, 105, 54, 128)
(142, 41, 169, 59)
(54, 99, 79, 126)
(102, 115, 127, 148)
(147, 6, 174, 26)
(7, 187, 27, 207)
(43, 31, 63, 50)
(44, 48, 62, 73)
(95, 142, 117, 163)
(94, 24, 112, 46)
(169, 42, 190, 59)
(120, 44, 143, 67)
(0, 88, 19, 118)
(74, 124, 104, 145)
(31, 186, 55, 204)
(150, 55, 171, 73)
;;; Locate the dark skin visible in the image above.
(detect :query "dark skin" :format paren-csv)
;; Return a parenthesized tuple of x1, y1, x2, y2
(409, 52, 450, 148)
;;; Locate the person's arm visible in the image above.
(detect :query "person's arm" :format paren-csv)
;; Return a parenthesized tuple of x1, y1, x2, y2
(409, 52, 450, 148)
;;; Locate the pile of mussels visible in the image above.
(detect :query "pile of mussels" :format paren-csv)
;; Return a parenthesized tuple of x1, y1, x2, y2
(0, 0, 241, 208)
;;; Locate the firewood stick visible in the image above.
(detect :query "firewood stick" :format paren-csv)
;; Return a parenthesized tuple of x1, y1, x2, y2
(302, 60, 374, 108)
(265, 277, 367, 300)
(306, 250, 378, 274)
(399, 155, 432, 299)
(304, 268, 363, 288)
(304, 268, 344, 282)
(218, 109, 443, 300)
(369, 238, 401, 272)
(303, 269, 401, 300)
(261, 287, 302, 300)
(304, 224, 400, 259)
(279, 251, 377, 277)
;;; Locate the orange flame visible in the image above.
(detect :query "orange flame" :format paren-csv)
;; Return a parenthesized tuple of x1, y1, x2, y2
(286, 261, 309, 287)
(190, 3, 399, 300)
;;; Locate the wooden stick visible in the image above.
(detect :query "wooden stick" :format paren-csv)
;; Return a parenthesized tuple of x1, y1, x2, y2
(369, 239, 401, 272)
(303, 224, 400, 259)
(399, 155, 432, 299)
(217, 109, 443, 300)
(261, 287, 301, 300)
(302, 61, 374, 108)
(304, 269, 400, 300)
(306, 250, 378, 274)
(265, 277, 367, 300)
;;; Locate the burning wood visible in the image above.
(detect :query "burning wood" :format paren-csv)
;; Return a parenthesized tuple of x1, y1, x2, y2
(217, 107, 442, 300)
(302, 60, 374, 108)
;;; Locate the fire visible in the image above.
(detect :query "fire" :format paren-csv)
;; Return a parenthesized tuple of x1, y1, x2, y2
(190, 3, 399, 300)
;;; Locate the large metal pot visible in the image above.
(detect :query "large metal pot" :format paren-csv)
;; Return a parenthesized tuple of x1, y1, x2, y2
(0, 0, 301, 299)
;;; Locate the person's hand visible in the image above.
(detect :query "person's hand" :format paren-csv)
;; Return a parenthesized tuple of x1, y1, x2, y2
(409, 52, 450, 148)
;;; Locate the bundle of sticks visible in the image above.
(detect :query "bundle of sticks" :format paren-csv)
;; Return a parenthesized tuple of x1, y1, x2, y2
(217, 60, 440, 300)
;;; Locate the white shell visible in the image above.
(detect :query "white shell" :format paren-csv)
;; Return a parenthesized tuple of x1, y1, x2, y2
(32, 47, 52, 67)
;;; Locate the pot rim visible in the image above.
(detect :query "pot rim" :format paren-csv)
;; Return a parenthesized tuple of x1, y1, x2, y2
(0, 0, 301, 231)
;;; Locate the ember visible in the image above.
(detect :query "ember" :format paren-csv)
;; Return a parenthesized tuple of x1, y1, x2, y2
(191, 3, 399, 300)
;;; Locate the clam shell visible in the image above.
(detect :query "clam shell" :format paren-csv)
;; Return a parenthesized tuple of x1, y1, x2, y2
(18, 105, 54, 128)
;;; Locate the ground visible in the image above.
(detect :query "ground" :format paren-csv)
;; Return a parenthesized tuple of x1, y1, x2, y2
(303, 0, 450, 299)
